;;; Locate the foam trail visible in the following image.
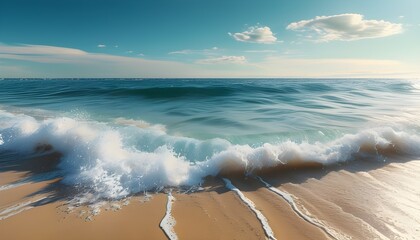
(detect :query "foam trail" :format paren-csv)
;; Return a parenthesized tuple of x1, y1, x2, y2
(0, 207, 33, 221)
(0, 197, 47, 220)
(160, 190, 178, 240)
(0, 182, 29, 192)
(0, 171, 62, 192)
(255, 176, 342, 240)
(222, 178, 276, 240)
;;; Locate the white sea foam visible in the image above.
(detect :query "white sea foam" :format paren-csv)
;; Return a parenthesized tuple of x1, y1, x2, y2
(160, 190, 177, 240)
(0, 197, 47, 220)
(223, 178, 276, 240)
(1, 110, 420, 200)
(0, 171, 62, 192)
(0, 182, 28, 192)
(255, 176, 342, 240)
(114, 117, 167, 132)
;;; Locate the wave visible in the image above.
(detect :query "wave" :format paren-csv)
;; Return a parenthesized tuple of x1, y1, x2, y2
(13, 80, 393, 100)
(1, 110, 419, 200)
(43, 86, 236, 99)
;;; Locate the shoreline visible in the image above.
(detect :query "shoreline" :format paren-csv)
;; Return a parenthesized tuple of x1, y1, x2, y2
(0, 158, 419, 239)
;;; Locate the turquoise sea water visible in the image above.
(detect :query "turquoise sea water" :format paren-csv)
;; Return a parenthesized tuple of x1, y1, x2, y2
(1, 78, 420, 198)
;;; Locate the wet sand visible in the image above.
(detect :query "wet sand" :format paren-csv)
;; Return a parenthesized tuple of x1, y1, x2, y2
(173, 178, 266, 240)
(274, 160, 420, 240)
(1, 159, 419, 240)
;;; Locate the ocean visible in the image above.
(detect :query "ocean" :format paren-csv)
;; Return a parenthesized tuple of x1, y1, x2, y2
(1, 78, 420, 199)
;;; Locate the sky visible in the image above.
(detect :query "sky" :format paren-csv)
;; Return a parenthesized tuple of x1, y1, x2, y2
(0, 0, 419, 78)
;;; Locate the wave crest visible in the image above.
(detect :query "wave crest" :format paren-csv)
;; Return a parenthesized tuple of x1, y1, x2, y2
(1, 110, 419, 199)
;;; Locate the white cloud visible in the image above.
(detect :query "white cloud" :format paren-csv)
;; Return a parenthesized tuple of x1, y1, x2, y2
(287, 13, 403, 41)
(0, 44, 418, 78)
(0, 44, 214, 77)
(229, 26, 277, 44)
(0, 44, 86, 56)
(244, 50, 277, 53)
(197, 56, 246, 64)
(169, 50, 191, 55)
(169, 47, 218, 55)
(97, 44, 106, 48)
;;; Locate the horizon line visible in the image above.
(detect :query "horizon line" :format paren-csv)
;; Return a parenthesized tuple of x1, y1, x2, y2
(1, 77, 418, 80)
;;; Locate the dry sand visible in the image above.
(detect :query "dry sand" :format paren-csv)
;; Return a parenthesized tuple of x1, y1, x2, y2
(0, 170, 168, 240)
(1, 158, 419, 240)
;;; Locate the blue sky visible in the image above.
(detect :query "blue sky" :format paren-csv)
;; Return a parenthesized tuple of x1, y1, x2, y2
(0, 0, 419, 78)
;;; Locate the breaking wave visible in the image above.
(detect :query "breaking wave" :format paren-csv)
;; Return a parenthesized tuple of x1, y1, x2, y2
(1, 109, 419, 199)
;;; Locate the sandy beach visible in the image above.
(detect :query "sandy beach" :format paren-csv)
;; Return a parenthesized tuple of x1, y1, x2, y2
(1, 0, 420, 237)
(1, 154, 419, 240)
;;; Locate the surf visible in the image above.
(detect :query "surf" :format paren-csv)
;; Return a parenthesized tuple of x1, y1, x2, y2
(1, 109, 420, 200)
